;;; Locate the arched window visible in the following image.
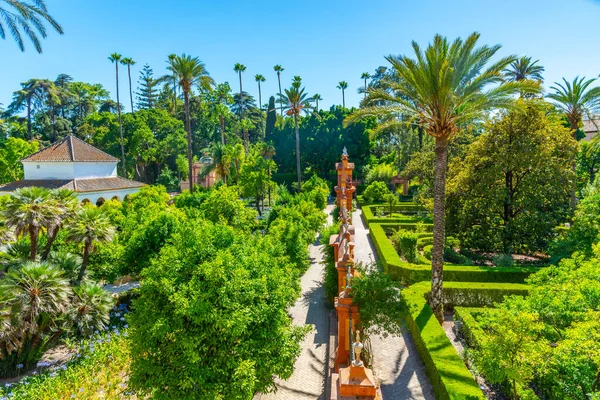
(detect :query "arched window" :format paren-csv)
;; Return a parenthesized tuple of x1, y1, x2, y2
(96, 197, 106, 206)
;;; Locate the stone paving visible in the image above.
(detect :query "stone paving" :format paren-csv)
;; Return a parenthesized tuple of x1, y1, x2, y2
(257, 204, 334, 400)
(353, 208, 435, 400)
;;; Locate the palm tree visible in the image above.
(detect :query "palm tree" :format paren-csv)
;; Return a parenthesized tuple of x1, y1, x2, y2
(0, 0, 63, 53)
(548, 76, 600, 207)
(360, 72, 370, 94)
(278, 81, 314, 192)
(7, 78, 58, 139)
(70, 283, 113, 337)
(214, 83, 233, 144)
(1, 262, 71, 372)
(226, 143, 245, 184)
(2, 187, 59, 260)
(108, 53, 127, 177)
(120, 57, 136, 112)
(255, 74, 266, 111)
(201, 142, 231, 185)
(260, 143, 276, 206)
(337, 81, 348, 108)
(345, 32, 538, 322)
(503, 56, 544, 82)
(170, 54, 214, 192)
(240, 118, 255, 153)
(313, 93, 322, 111)
(234, 63, 247, 120)
(66, 207, 115, 282)
(41, 189, 78, 261)
(274, 65, 285, 115)
(167, 54, 178, 112)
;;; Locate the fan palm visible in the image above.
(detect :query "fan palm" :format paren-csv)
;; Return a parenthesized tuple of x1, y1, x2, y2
(170, 54, 214, 192)
(503, 56, 544, 82)
(108, 53, 127, 176)
(2, 187, 60, 260)
(0, 0, 63, 53)
(345, 32, 538, 322)
(278, 82, 314, 192)
(337, 81, 348, 108)
(274, 65, 284, 115)
(200, 142, 231, 185)
(0, 262, 71, 373)
(255, 74, 266, 111)
(120, 57, 136, 112)
(70, 282, 112, 337)
(40, 189, 78, 261)
(65, 207, 115, 282)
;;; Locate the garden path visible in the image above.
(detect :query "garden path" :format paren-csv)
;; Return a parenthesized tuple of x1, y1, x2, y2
(353, 207, 435, 400)
(256, 204, 335, 400)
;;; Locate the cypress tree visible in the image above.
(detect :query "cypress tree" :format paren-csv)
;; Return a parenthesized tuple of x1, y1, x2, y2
(136, 64, 160, 109)
(265, 96, 276, 141)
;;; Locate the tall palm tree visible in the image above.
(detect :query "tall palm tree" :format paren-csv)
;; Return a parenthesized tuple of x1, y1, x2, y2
(65, 207, 115, 282)
(548, 76, 600, 207)
(120, 57, 136, 112)
(234, 63, 247, 120)
(503, 56, 544, 82)
(7, 78, 58, 139)
(274, 65, 285, 115)
(0, 0, 63, 53)
(214, 83, 233, 144)
(2, 187, 59, 260)
(167, 53, 178, 112)
(41, 189, 78, 261)
(240, 118, 254, 153)
(278, 81, 314, 192)
(108, 53, 127, 176)
(337, 81, 348, 108)
(360, 72, 370, 94)
(170, 54, 214, 192)
(255, 74, 266, 111)
(345, 32, 538, 322)
(313, 93, 322, 111)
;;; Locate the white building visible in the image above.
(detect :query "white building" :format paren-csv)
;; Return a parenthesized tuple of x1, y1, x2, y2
(0, 135, 144, 205)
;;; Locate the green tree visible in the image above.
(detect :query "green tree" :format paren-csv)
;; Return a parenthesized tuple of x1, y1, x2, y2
(265, 95, 277, 141)
(345, 32, 538, 322)
(234, 63, 247, 121)
(0, 0, 63, 53)
(313, 93, 322, 112)
(214, 82, 234, 144)
(274, 64, 284, 115)
(199, 185, 257, 230)
(65, 207, 116, 281)
(547, 76, 600, 138)
(447, 101, 577, 254)
(201, 142, 231, 185)
(136, 64, 162, 109)
(0, 137, 38, 183)
(2, 187, 59, 260)
(255, 74, 265, 111)
(108, 53, 127, 176)
(120, 57, 136, 112)
(7, 78, 58, 138)
(240, 145, 276, 215)
(337, 81, 348, 108)
(278, 81, 314, 192)
(170, 54, 214, 192)
(502, 56, 544, 82)
(360, 72, 370, 95)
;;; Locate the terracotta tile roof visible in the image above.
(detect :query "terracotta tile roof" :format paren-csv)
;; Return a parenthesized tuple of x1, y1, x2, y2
(21, 136, 118, 163)
(0, 177, 144, 193)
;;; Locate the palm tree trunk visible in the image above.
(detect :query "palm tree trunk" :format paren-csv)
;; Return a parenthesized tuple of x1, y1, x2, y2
(418, 126, 424, 149)
(115, 63, 126, 177)
(244, 129, 249, 153)
(127, 65, 134, 112)
(569, 120, 579, 208)
(316, 99, 319, 112)
(220, 115, 225, 145)
(238, 73, 244, 119)
(294, 114, 301, 192)
(364, 78, 367, 94)
(172, 77, 177, 113)
(184, 90, 194, 192)
(41, 226, 59, 261)
(28, 226, 38, 261)
(27, 97, 32, 139)
(77, 240, 92, 282)
(277, 72, 283, 116)
(430, 137, 448, 323)
(258, 82, 262, 112)
(342, 89, 345, 108)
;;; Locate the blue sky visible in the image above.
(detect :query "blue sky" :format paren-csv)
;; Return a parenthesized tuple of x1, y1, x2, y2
(2, 0, 600, 110)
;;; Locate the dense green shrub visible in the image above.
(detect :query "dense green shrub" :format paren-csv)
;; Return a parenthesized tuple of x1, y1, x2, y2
(362, 181, 390, 203)
(391, 229, 418, 263)
(199, 185, 257, 231)
(423, 244, 433, 260)
(321, 222, 341, 302)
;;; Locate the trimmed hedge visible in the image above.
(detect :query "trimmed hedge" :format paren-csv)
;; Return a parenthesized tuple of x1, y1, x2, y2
(454, 307, 490, 348)
(402, 283, 485, 400)
(370, 223, 539, 285)
(361, 204, 421, 227)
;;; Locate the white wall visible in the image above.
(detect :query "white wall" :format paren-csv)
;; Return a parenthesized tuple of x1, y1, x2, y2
(78, 187, 141, 205)
(74, 163, 117, 178)
(23, 162, 75, 180)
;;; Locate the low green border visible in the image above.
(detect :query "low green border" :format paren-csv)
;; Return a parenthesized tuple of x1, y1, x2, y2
(370, 223, 539, 284)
